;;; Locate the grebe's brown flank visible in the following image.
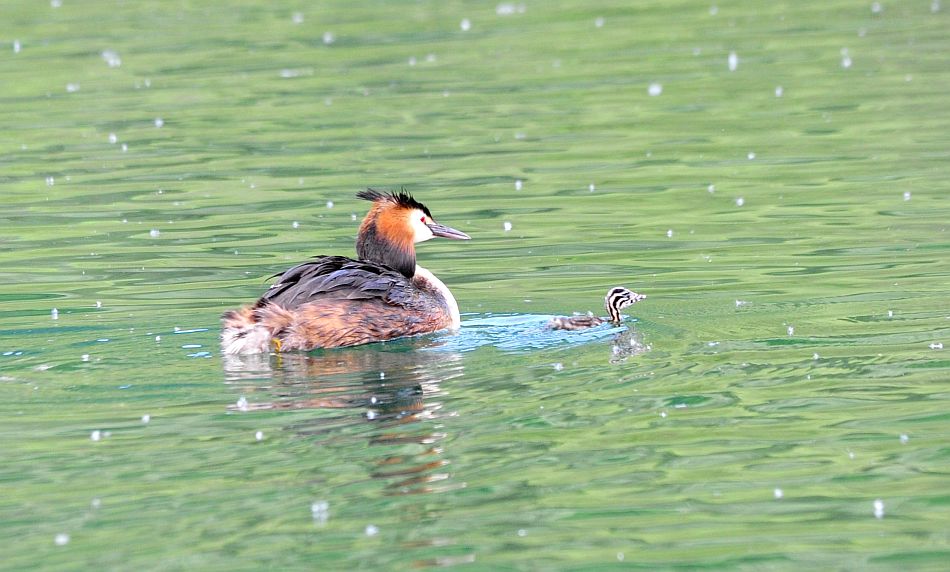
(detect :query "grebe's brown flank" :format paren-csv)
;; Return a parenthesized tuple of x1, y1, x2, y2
(221, 190, 470, 354)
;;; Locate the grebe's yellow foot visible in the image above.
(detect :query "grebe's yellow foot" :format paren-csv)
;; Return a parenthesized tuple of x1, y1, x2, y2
(548, 286, 645, 331)
(272, 338, 283, 353)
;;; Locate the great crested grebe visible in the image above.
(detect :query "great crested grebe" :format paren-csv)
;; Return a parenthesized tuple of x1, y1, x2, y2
(221, 189, 470, 354)
(548, 287, 646, 331)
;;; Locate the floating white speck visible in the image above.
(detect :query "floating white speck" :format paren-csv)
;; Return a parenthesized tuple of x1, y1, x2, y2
(366, 410, 377, 420)
(101, 50, 121, 68)
(154, 335, 161, 342)
(107, 133, 117, 144)
(666, 229, 673, 238)
(149, 229, 160, 238)
(91, 430, 101, 441)
(553, 362, 563, 371)
(674, 403, 687, 409)
(728, 51, 738, 71)
(930, 342, 944, 350)
(51, 308, 59, 320)
(236, 396, 249, 412)
(870, 2, 883, 14)
(426, 53, 436, 63)
(503, 221, 512, 232)
(735, 300, 747, 307)
(292, 11, 304, 24)
(774, 488, 784, 499)
(326, 200, 334, 209)
(710, 5, 719, 15)
(81, 354, 90, 362)
(407, 56, 417, 66)
(514, 179, 523, 191)
(594, 16, 605, 27)
(312, 501, 329, 524)
(121, 143, 128, 152)
(13, 40, 21, 53)
(517, 528, 527, 537)
(873, 499, 885, 519)
(54, 533, 70, 546)
(899, 433, 909, 444)
(460, 18, 471, 31)
(91, 498, 101, 509)
(142, 414, 150, 424)
(775, 86, 784, 97)
(154, 117, 164, 128)
(787, 326, 794, 336)
(660, 411, 667, 418)
(887, 310, 893, 318)
(322, 31, 335, 45)
(813, 352, 820, 360)
(707, 184, 715, 193)
(292, 221, 299, 229)
(841, 49, 852, 69)
(365, 524, 379, 536)
(350, 213, 357, 221)
(46, 176, 55, 186)
(66, 82, 80, 92)
(902, 191, 911, 201)
(379, 372, 385, 380)
(255, 431, 264, 441)
(589, 183, 595, 192)
(648, 82, 663, 96)
(736, 197, 745, 207)
(51, 0, 62, 7)
(747, 151, 756, 160)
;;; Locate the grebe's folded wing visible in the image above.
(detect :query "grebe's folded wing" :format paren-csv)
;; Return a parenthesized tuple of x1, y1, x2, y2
(255, 255, 418, 310)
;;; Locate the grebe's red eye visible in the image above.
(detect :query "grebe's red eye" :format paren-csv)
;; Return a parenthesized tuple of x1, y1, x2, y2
(420, 216, 426, 224)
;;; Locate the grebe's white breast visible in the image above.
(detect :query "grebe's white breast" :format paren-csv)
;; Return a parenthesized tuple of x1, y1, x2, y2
(413, 265, 461, 329)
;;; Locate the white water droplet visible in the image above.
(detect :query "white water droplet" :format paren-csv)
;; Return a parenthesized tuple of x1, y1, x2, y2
(149, 229, 160, 238)
(903, 191, 911, 201)
(255, 431, 264, 441)
(594, 16, 605, 28)
(51, 308, 59, 320)
(54, 533, 70, 546)
(154, 117, 164, 128)
(13, 40, 21, 53)
(311, 500, 329, 524)
(707, 184, 716, 193)
(236, 396, 249, 411)
(292, 221, 299, 229)
(46, 176, 55, 186)
(292, 12, 304, 24)
(787, 326, 794, 336)
(588, 183, 595, 192)
(735, 197, 745, 207)
(709, 5, 719, 15)
(142, 414, 151, 424)
(553, 362, 563, 371)
(95, 301, 102, 308)
(747, 151, 756, 160)
(660, 411, 667, 418)
(81, 354, 90, 362)
(503, 221, 512, 232)
(460, 18, 471, 31)
(840, 49, 852, 69)
(101, 50, 121, 68)
(154, 335, 161, 342)
(91, 430, 101, 441)
(899, 433, 909, 444)
(774, 488, 784, 499)
(728, 51, 738, 71)
(873, 499, 885, 519)
(514, 179, 523, 191)
(813, 353, 820, 360)
(365, 524, 379, 536)
(517, 528, 527, 537)
(66, 83, 80, 93)
(930, 342, 944, 350)
(648, 82, 663, 96)
(775, 86, 784, 97)
(870, 2, 883, 14)
(322, 31, 335, 45)
(887, 310, 893, 318)
(326, 200, 334, 209)
(666, 229, 673, 238)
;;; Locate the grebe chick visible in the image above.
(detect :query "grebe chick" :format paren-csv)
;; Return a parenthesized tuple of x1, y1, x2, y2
(548, 287, 645, 331)
(221, 189, 470, 354)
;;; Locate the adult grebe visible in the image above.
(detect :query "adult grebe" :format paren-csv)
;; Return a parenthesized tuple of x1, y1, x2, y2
(548, 287, 646, 331)
(221, 189, 470, 354)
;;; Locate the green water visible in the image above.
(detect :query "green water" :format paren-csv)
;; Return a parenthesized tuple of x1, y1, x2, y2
(2, 0, 948, 569)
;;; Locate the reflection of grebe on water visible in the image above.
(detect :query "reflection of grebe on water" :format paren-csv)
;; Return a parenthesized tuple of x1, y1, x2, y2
(223, 340, 465, 495)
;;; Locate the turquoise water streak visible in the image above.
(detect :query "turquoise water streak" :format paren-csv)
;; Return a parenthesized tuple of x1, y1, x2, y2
(1, 1, 948, 569)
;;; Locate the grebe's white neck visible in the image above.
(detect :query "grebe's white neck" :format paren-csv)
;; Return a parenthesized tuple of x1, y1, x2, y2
(413, 265, 460, 329)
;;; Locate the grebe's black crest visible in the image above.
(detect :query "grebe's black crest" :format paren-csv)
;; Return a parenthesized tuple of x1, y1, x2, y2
(357, 188, 432, 218)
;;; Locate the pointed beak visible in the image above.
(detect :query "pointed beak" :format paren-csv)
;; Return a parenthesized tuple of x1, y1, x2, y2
(427, 221, 470, 240)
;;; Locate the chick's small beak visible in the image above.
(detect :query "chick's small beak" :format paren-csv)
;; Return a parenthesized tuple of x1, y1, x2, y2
(427, 221, 471, 240)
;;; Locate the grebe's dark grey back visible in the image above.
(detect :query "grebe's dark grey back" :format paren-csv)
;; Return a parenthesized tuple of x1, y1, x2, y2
(548, 287, 646, 331)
